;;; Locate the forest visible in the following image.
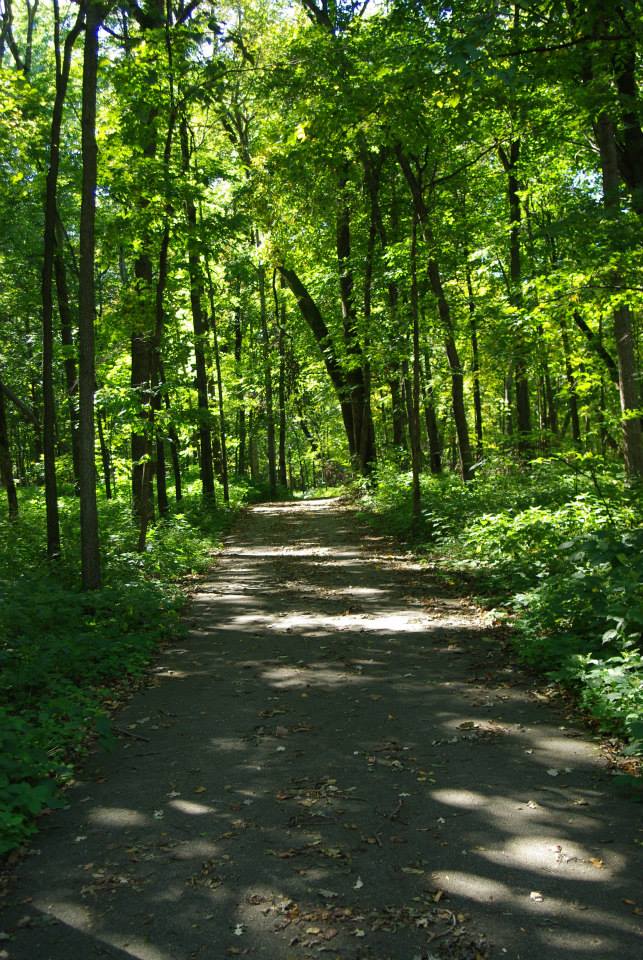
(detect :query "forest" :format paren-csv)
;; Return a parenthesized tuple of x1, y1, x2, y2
(0, 0, 642, 866)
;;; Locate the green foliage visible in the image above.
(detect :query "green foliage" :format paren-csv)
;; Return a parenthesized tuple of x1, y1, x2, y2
(0, 482, 244, 854)
(360, 458, 643, 748)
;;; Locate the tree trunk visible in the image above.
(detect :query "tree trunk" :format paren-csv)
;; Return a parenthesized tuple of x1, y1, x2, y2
(559, 316, 582, 446)
(409, 216, 422, 528)
(0, 385, 18, 519)
(421, 349, 442, 474)
(41, 2, 83, 557)
(54, 217, 80, 486)
(77, 0, 103, 589)
(465, 265, 483, 458)
(96, 405, 112, 499)
(595, 113, 643, 479)
(396, 147, 473, 481)
(257, 251, 277, 499)
(389, 374, 406, 451)
(204, 262, 230, 503)
(498, 138, 531, 449)
(336, 171, 376, 474)
(159, 366, 182, 501)
(274, 271, 288, 488)
(233, 292, 246, 478)
(180, 118, 215, 500)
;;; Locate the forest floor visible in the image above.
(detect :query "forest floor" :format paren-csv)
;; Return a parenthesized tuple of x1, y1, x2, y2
(1, 498, 642, 960)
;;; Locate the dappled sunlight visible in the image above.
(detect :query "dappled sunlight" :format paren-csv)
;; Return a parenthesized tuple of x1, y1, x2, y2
(167, 839, 220, 859)
(6, 500, 640, 960)
(34, 899, 94, 931)
(260, 663, 373, 688)
(434, 871, 511, 902)
(168, 799, 216, 816)
(88, 806, 150, 828)
(534, 734, 600, 762)
(431, 787, 490, 809)
(478, 835, 624, 879)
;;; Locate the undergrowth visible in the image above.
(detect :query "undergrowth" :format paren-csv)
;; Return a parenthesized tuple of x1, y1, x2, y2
(357, 455, 643, 771)
(0, 478, 247, 855)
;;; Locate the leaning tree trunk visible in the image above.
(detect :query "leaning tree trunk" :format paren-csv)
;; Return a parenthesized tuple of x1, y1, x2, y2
(396, 147, 473, 481)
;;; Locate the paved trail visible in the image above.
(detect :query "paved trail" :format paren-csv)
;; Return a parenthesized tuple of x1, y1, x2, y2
(1, 500, 642, 960)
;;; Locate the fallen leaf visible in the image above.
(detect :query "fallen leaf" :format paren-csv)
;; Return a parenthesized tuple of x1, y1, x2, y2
(194, 786, 207, 794)
(589, 858, 604, 869)
(530, 891, 544, 902)
(546, 769, 559, 777)
(353, 877, 364, 889)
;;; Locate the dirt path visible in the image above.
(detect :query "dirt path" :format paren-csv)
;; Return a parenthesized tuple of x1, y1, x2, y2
(1, 499, 642, 960)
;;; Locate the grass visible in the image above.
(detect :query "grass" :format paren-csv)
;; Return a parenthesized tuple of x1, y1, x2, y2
(0, 475, 249, 854)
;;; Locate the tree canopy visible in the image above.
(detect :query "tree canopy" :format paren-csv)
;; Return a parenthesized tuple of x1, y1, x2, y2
(0, 0, 641, 578)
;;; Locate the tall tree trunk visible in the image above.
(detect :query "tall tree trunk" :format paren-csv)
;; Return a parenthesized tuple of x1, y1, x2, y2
(158, 360, 182, 501)
(77, 0, 103, 590)
(389, 374, 406, 451)
(559, 316, 581, 446)
(498, 138, 531, 449)
(41, 2, 83, 557)
(54, 216, 80, 486)
(204, 260, 230, 503)
(396, 147, 473, 481)
(0, 385, 18, 519)
(131, 254, 155, 529)
(595, 113, 643, 479)
(409, 216, 422, 527)
(233, 292, 246, 478)
(180, 118, 215, 500)
(96, 405, 112, 499)
(278, 264, 358, 468)
(465, 265, 483, 458)
(273, 271, 288, 489)
(336, 171, 375, 474)
(421, 349, 442, 474)
(257, 251, 277, 499)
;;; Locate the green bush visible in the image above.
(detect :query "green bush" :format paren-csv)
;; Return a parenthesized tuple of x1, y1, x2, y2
(360, 456, 643, 745)
(0, 481, 244, 854)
